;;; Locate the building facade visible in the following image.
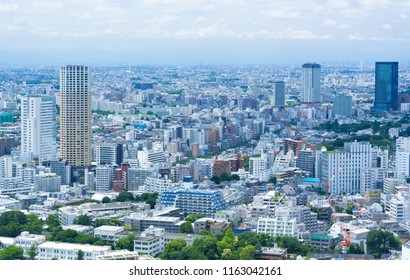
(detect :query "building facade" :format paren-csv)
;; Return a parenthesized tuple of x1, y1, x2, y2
(301, 63, 321, 103)
(60, 65, 92, 167)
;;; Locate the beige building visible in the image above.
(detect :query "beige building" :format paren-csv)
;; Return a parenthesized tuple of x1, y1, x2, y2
(60, 65, 92, 167)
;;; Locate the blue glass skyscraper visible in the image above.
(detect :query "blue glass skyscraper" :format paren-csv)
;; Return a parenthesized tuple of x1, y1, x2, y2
(372, 62, 398, 113)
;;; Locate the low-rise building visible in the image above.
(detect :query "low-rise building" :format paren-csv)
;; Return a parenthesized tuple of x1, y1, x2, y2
(256, 217, 298, 237)
(94, 225, 125, 242)
(133, 226, 165, 257)
(37, 242, 111, 260)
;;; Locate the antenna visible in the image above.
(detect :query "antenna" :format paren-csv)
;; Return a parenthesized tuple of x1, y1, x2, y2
(360, 60, 364, 71)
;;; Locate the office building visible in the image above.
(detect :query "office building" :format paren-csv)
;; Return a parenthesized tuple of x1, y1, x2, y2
(93, 144, 123, 166)
(95, 165, 113, 192)
(273, 81, 285, 107)
(257, 217, 299, 237)
(60, 65, 92, 167)
(321, 142, 372, 195)
(301, 63, 321, 103)
(333, 95, 353, 117)
(21, 95, 56, 164)
(33, 173, 61, 192)
(372, 62, 399, 113)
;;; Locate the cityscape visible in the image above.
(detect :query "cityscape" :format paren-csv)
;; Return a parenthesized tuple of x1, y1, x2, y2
(1, 0, 410, 262)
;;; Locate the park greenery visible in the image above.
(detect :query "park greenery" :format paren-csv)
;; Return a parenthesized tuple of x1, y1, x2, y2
(111, 192, 159, 209)
(159, 229, 312, 260)
(317, 116, 410, 151)
(210, 172, 240, 184)
(366, 230, 401, 259)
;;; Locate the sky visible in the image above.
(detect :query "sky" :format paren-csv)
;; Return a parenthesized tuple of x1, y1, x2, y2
(0, 0, 410, 65)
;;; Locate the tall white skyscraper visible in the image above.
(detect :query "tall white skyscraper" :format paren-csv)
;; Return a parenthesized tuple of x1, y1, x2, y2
(60, 65, 92, 167)
(321, 142, 372, 195)
(396, 137, 410, 180)
(301, 63, 321, 103)
(21, 95, 56, 164)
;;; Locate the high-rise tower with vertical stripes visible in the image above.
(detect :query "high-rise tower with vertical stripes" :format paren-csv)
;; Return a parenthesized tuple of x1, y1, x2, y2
(60, 65, 92, 167)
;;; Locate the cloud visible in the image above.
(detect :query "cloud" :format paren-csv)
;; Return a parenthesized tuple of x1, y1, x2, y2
(338, 24, 350, 29)
(400, 14, 408, 19)
(0, 3, 18, 13)
(259, 10, 300, 20)
(323, 19, 337, 26)
(382, 24, 393, 29)
(327, 0, 350, 9)
(347, 33, 366, 40)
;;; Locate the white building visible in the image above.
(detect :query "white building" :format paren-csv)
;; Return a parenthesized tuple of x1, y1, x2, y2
(249, 155, 269, 182)
(381, 192, 410, 222)
(257, 217, 298, 237)
(95, 165, 113, 192)
(0, 177, 30, 195)
(0, 155, 12, 178)
(37, 242, 111, 260)
(402, 242, 410, 260)
(142, 177, 173, 194)
(20, 95, 56, 164)
(14, 231, 46, 257)
(33, 173, 61, 192)
(321, 142, 372, 195)
(93, 144, 119, 165)
(133, 226, 165, 257)
(94, 225, 124, 242)
(58, 206, 90, 226)
(396, 137, 410, 180)
(0, 195, 22, 211)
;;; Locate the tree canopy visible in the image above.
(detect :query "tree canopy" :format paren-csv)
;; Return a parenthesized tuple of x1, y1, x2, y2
(366, 230, 401, 258)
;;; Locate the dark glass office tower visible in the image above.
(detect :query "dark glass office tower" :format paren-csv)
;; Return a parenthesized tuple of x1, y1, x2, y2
(373, 62, 398, 112)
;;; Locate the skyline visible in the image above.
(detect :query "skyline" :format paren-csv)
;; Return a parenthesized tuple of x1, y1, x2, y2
(1, 0, 410, 65)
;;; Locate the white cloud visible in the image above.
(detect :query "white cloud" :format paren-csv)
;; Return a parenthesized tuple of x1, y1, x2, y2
(0, 3, 18, 13)
(338, 24, 350, 29)
(324, 19, 337, 26)
(327, 0, 350, 9)
(347, 33, 366, 40)
(400, 14, 408, 19)
(259, 10, 300, 20)
(382, 24, 393, 29)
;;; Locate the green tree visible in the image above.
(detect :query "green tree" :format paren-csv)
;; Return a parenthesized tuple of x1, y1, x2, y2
(27, 244, 38, 260)
(347, 243, 364, 254)
(76, 250, 84, 260)
(101, 196, 111, 204)
(230, 174, 240, 181)
(115, 235, 135, 251)
(46, 215, 61, 231)
(94, 218, 109, 227)
(116, 192, 134, 202)
(210, 175, 221, 184)
(239, 245, 256, 260)
(160, 238, 187, 259)
(220, 172, 229, 182)
(178, 222, 194, 234)
(345, 203, 355, 215)
(51, 229, 78, 243)
(366, 230, 401, 258)
(0, 246, 24, 260)
(73, 214, 92, 226)
(269, 176, 277, 184)
(185, 214, 204, 223)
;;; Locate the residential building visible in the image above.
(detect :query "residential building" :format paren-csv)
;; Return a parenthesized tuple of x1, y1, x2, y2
(60, 65, 92, 167)
(20, 95, 56, 164)
(133, 226, 165, 257)
(257, 217, 298, 237)
(301, 63, 321, 103)
(37, 242, 111, 260)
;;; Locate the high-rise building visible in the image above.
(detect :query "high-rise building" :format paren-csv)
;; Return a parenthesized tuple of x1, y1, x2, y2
(372, 62, 398, 113)
(333, 95, 353, 117)
(301, 63, 321, 103)
(60, 65, 92, 167)
(21, 95, 56, 164)
(321, 142, 372, 195)
(296, 149, 315, 177)
(273, 81, 285, 107)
